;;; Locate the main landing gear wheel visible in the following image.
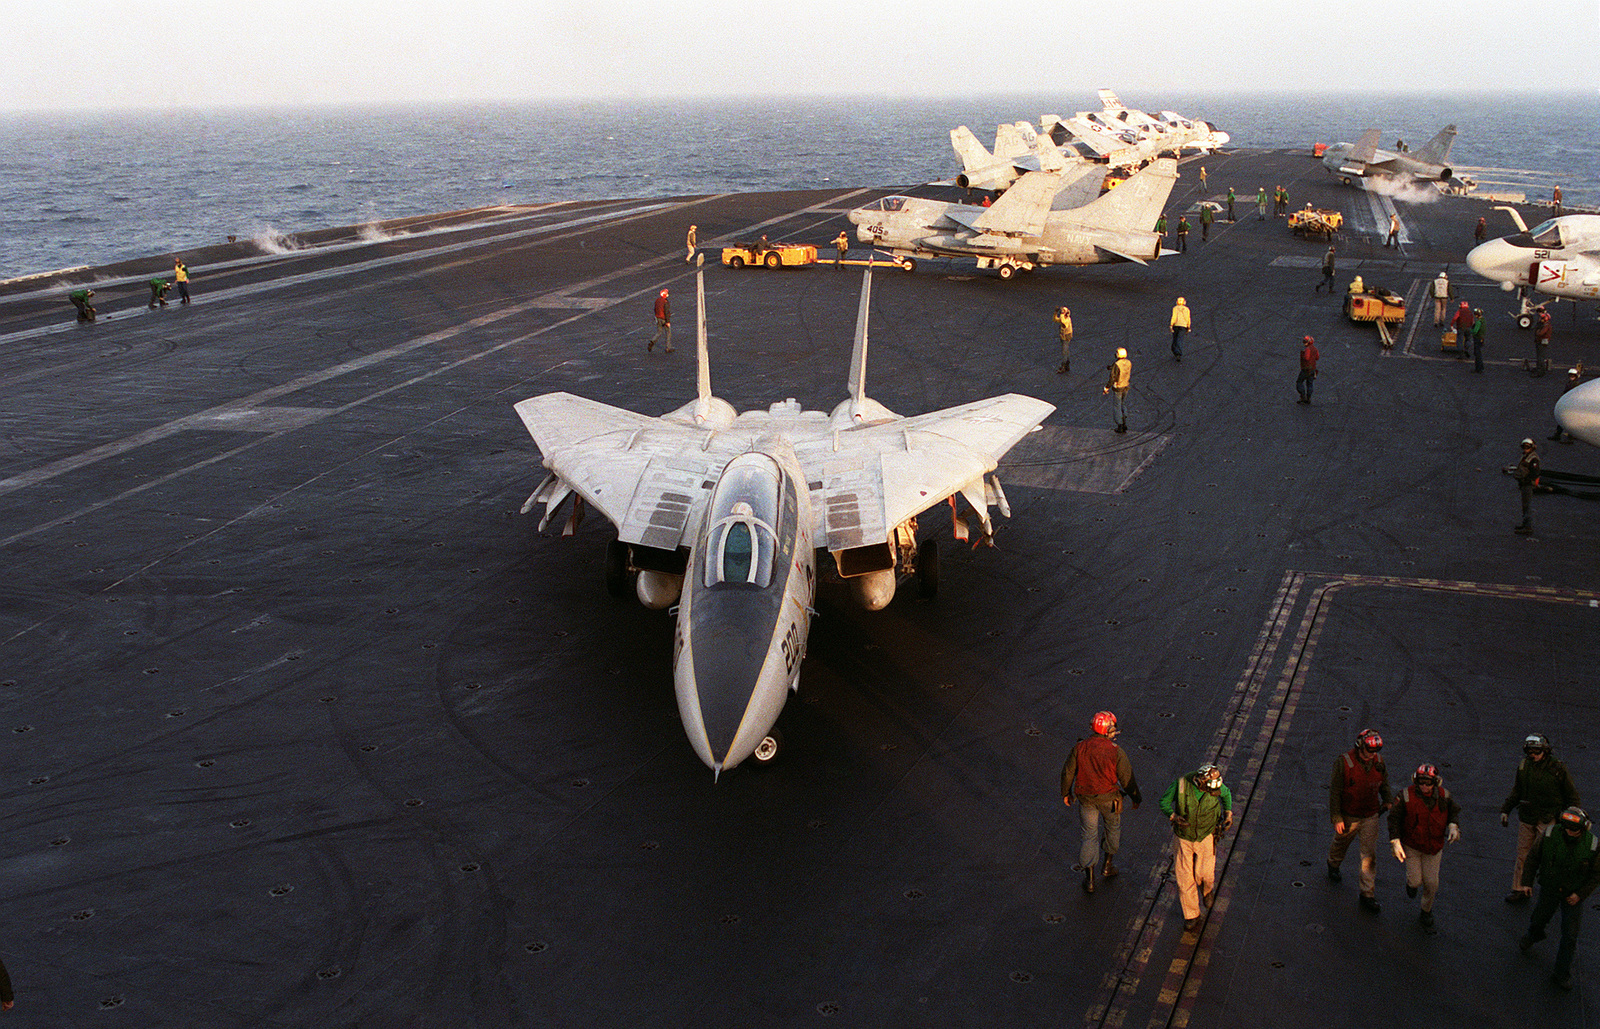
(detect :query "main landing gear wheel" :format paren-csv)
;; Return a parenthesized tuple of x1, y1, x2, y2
(997, 264, 1016, 280)
(752, 729, 782, 764)
(604, 540, 631, 598)
(1517, 313, 1534, 330)
(729, 255, 745, 269)
(764, 251, 782, 269)
(918, 538, 940, 599)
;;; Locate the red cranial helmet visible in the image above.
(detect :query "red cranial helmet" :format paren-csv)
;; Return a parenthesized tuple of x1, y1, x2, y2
(1091, 711, 1118, 738)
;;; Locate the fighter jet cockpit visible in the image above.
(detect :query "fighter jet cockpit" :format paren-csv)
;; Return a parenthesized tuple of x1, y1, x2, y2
(865, 196, 907, 213)
(703, 455, 782, 589)
(1526, 220, 1567, 249)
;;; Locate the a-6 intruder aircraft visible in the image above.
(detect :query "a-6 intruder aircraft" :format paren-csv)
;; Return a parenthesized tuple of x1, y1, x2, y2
(1467, 208, 1600, 324)
(1322, 125, 1457, 186)
(848, 158, 1178, 278)
(513, 261, 1054, 776)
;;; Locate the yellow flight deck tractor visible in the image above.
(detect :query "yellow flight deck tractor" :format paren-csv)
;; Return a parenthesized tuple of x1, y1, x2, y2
(1344, 279, 1407, 348)
(720, 242, 817, 269)
(1288, 206, 1343, 240)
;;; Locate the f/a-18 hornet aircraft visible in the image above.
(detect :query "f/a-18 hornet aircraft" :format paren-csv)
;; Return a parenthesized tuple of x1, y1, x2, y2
(513, 261, 1054, 776)
(848, 158, 1178, 279)
(1322, 125, 1457, 186)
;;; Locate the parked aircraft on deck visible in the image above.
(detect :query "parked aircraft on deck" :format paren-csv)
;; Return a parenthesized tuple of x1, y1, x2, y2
(1467, 208, 1600, 320)
(849, 158, 1178, 278)
(513, 262, 1053, 775)
(1322, 125, 1457, 185)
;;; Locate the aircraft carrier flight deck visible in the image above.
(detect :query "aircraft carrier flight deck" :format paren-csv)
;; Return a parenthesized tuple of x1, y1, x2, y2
(0, 148, 1597, 1027)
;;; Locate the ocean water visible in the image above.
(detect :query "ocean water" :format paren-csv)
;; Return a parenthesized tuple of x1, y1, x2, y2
(0, 91, 1594, 282)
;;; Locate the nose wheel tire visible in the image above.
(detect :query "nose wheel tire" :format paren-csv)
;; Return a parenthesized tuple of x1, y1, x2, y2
(997, 264, 1016, 280)
(1516, 313, 1534, 330)
(752, 730, 782, 764)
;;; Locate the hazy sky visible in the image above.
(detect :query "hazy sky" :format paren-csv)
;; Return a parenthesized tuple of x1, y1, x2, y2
(6, 0, 1597, 112)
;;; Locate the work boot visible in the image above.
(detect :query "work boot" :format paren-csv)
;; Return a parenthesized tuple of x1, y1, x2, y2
(647, 340, 654, 352)
(1506, 891, 1532, 904)
(1359, 895, 1381, 913)
(1201, 889, 1214, 909)
(1082, 866, 1095, 894)
(1418, 910, 1434, 929)
(1102, 857, 1118, 879)
(1056, 363, 1068, 374)
(1406, 884, 1418, 899)
(1514, 524, 1533, 535)
(1327, 862, 1342, 883)
(1183, 917, 1201, 932)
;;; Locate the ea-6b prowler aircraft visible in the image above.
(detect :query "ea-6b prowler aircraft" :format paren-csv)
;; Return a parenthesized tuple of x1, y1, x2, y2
(849, 158, 1178, 278)
(513, 261, 1054, 775)
(1322, 125, 1457, 185)
(1467, 208, 1600, 320)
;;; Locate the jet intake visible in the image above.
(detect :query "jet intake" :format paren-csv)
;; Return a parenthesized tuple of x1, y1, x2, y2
(630, 544, 689, 575)
(1439, 167, 1453, 181)
(833, 542, 894, 578)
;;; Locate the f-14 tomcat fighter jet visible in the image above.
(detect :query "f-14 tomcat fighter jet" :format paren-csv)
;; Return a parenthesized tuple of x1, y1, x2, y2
(513, 262, 1054, 776)
(849, 157, 1178, 279)
(1322, 125, 1457, 185)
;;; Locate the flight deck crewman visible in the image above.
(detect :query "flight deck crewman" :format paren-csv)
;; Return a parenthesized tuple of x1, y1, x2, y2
(833, 231, 849, 266)
(1518, 806, 1600, 990)
(1432, 270, 1451, 326)
(1104, 347, 1131, 433)
(69, 287, 95, 323)
(1061, 711, 1142, 895)
(1501, 732, 1580, 901)
(148, 277, 171, 309)
(1327, 728, 1392, 913)
(1054, 305, 1073, 374)
(1161, 764, 1233, 932)
(174, 258, 191, 304)
(648, 288, 673, 353)
(1508, 438, 1540, 535)
(1387, 763, 1461, 931)
(1169, 296, 1190, 361)
(685, 225, 697, 263)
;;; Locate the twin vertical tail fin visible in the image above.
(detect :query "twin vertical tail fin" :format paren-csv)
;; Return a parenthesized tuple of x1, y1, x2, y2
(830, 263, 896, 428)
(695, 254, 711, 410)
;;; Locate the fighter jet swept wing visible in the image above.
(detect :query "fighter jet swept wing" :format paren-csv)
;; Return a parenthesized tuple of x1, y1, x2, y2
(513, 262, 1054, 775)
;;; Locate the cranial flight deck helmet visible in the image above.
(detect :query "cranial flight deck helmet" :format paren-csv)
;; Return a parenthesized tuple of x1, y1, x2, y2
(1091, 711, 1118, 738)
(1413, 764, 1440, 788)
(1524, 734, 1551, 755)
(1356, 728, 1384, 754)
(1193, 764, 1223, 792)
(1559, 806, 1590, 834)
